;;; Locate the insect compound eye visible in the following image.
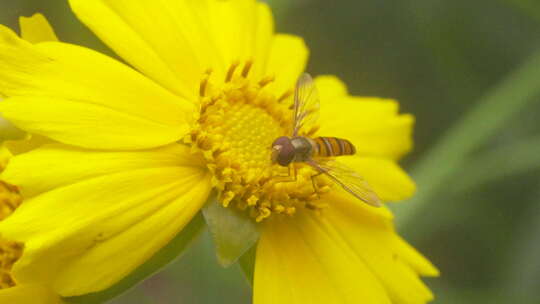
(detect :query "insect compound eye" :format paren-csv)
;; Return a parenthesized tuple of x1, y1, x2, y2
(271, 136, 294, 166)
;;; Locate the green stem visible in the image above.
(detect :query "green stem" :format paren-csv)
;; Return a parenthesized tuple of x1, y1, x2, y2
(394, 47, 540, 229)
(451, 136, 540, 194)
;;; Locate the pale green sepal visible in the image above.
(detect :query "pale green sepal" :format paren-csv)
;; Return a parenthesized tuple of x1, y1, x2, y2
(63, 213, 205, 304)
(238, 245, 256, 286)
(202, 193, 260, 268)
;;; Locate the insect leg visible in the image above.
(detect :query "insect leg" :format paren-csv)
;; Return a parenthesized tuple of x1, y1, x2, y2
(289, 164, 297, 181)
(273, 164, 297, 184)
(305, 159, 330, 199)
(310, 171, 325, 199)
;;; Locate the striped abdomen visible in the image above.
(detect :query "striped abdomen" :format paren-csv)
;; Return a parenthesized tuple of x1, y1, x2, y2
(313, 137, 356, 157)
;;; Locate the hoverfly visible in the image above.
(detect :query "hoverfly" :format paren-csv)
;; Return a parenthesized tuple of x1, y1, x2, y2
(270, 73, 381, 207)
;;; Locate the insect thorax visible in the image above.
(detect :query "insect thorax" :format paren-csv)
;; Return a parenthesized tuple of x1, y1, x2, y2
(291, 137, 316, 162)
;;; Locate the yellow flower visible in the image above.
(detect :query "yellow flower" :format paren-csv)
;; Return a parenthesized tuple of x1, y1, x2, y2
(0, 1, 438, 303)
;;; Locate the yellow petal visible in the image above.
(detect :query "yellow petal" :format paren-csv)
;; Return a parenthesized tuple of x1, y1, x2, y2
(0, 165, 211, 296)
(254, 209, 391, 304)
(316, 74, 348, 99)
(0, 284, 63, 304)
(69, 0, 275, 99)
(319, 192, 437, 303)
(392, 235, 440, 277)
(204, 0, 268, 70)
(0, 26, 193, 150)
(266, 34, 309, 96)
(2, 134, 53, 156)
(19, 13, 59, 43)
(341, 156, 416, 202)
(254, 191, 437, 304)
(0, 97, 187, 150)
(317, 76, 414, 160)
(1, 14, 57, 148)
(251, 3, 275, 78)
(2, 143, 204, 199)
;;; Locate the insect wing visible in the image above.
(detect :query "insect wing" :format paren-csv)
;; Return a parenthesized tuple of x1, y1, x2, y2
(308, 159, 382, 207)
(292, 73, 320, 137)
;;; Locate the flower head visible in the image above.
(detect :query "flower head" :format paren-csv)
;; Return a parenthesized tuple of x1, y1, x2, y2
(189, 65, 337, 221)
(0, 1, 437, 303)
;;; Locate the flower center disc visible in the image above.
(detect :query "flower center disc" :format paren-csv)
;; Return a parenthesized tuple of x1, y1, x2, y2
(188, 62, 331, 221)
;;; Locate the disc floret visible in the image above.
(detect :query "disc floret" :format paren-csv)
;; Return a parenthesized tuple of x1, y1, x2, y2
(188, 62, 331, 221)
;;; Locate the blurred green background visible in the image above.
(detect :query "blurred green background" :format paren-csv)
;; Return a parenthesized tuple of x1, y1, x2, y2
(2, 0, 540, 303)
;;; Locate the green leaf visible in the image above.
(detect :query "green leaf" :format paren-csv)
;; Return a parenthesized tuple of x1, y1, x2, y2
(202, 193, 260, 268)
(63, 213, 205, 304)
